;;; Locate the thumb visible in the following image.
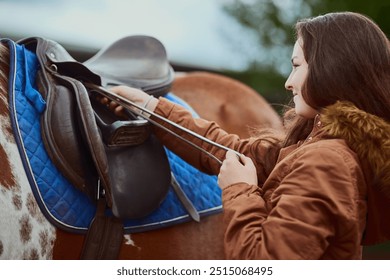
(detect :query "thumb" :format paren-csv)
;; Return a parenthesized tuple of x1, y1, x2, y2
(238, 154, 254, 167)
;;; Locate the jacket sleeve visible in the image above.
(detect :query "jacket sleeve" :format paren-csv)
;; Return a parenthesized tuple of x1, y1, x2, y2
(222, 146, 360, 259)
(151, 97, 281, 183)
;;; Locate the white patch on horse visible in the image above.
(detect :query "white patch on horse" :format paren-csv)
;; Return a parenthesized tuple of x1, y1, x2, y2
(123, 234, 140, 250)
(0, 115, 56, 259)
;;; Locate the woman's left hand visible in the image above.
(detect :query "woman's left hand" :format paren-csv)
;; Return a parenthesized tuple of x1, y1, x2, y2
(97, 85, 158, 117)
(218, 150, 258, 189)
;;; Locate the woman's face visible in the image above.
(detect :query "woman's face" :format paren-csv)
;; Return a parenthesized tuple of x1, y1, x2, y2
(285, 40, 318, 118)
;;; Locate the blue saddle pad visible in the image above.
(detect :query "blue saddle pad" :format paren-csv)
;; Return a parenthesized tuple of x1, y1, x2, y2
(5, 39, 222, 234)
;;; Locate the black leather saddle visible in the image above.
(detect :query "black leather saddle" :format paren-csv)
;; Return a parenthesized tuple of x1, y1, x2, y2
(18, 36, 173, 220)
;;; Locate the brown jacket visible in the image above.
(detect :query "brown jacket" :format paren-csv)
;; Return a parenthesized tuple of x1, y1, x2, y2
(152, 98, 390, 259)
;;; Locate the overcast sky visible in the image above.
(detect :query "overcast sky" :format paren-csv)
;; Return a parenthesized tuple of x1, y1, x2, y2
(0, 0, 256, 71)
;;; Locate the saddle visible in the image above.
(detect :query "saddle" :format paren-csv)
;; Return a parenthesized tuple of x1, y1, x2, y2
(19, 35, 176, 220)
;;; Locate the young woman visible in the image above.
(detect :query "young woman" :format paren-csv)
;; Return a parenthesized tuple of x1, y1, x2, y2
(106, 12, 390, 259)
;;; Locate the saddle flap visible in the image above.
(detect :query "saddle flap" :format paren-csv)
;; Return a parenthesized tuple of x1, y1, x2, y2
(21, 37, 97, 199)
(107, 135, 171, 219)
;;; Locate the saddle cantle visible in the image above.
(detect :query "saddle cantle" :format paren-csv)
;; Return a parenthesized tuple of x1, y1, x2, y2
(18, 36, 172, 220)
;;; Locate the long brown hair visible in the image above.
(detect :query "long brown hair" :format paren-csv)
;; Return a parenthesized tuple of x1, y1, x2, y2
(284, 12, 390, 146)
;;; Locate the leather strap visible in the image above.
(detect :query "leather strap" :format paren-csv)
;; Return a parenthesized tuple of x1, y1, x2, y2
(80, 199, 124, 259)
(55, 73, 114, 206)
(170, 172, 200, 222)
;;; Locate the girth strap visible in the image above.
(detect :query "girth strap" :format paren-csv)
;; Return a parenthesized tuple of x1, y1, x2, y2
(80, 199, 124, 259)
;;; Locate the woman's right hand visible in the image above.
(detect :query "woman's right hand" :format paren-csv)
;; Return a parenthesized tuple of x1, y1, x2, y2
(100, 85, 158, 117)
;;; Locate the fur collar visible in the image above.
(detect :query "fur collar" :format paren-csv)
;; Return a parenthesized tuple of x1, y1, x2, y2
(321, 101, 390, 244)
(321, 101, 390, 191)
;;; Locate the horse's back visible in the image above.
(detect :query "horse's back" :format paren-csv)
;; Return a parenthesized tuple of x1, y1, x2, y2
(172, 71, 283, 138)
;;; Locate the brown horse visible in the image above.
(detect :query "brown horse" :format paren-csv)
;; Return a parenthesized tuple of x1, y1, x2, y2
(0, 63, 282, 259)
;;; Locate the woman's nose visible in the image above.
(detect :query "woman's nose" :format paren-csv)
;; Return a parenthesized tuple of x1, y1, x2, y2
(285, 75, 293, 91)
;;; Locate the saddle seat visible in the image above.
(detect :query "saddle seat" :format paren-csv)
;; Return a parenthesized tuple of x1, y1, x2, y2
(84, 35, 174, 96)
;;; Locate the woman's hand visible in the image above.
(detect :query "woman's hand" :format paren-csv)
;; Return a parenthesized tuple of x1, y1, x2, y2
(218, 150, 258, 189)
(99, 85, 158, 117)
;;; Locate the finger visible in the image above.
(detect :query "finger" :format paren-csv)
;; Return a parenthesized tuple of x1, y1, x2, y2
(108, 100, 118, 110)
(109, 85, 125, 94)
(96, 96, 108, 105)
(239, 154, 248, 164)
(114, 105, 126, 116)
(225, 150, 237, 159)
(239, 154, 255, 167)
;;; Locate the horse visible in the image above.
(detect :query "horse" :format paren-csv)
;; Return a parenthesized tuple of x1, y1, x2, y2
(0, 42, 282, 259)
